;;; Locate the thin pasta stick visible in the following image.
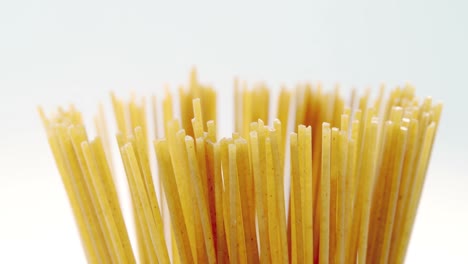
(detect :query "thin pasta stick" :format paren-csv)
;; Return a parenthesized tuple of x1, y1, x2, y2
(171, 130, 198, 261)
(340, 114, 349, 134)
(352, 113, 362, 176)
(312, 87, 324, 263)
(116, 132, 149, 261)
(375, 124, 408, 263)
(373, 84, 385, 115)
(189, 67, 200, 96)
(394, 122, 436, 263)
(123, 144, 170, 263)
(294, 84, 306, 129)
(344, 137, 356, 264)
(119, 142, 157, 264)
(388, 119, 419, 263)
(162, 88, 174, 137)
(179, 86, 194, 137)
(68, 126, 114, 263)
(235, 138, 259, 263)
(242, 85, 252, 137)
(129, 97, 148, 147)
(206, 141, 229, 262)
(257, 120, 272, 262)
(204, 87, 217, 129)
(290, 132, 303, 263)
(228, 144, 248, 264)
(185, 140, 208, 264)
(207, 120, 217, 142)
(233, 144, 249, 264)
(243, 135, 256, 243)
(378, 127, 408, 263)
(135, 128, 169, 263)
(94, 102, 114, 177)
(319, 123, 331, 264)
(192, 98, 204, 139)
(289, 178, 296, 263)
(116, 94, 155, 263)
(151, 95, 159, 139)
(89, 138, 135, 263)
(220, 138, 233, 261)
(249, 131, 270, 263)
(330, 128, 339, 264)
(116, 133, 151, 264)
(234, 78, 242, 133)
(199, 138, 216, 243)
(273, 119, 285, 173)
(111, 92, 127, 138)
(134, 127, 161, 224)
(302, 126, 313, 264)
(335, 130, 348, 264)
(265, 137, 282, 263)
(154, 140, 194, 263)
(367, 120, 395, 262)
(261, 86, 270, 125)
(195, 137, 209, 205)
(185, 136, 216, 264)
(277, 88, 291, 152)
(46, 131, 99, 264)
(81, 141, 131, 263)
(151, 96, 165, 238)
(270, 128, 289, 263)
(356, 119, 378, 264)
(346, 120, 361, 263)
(332, 89, 344, 128)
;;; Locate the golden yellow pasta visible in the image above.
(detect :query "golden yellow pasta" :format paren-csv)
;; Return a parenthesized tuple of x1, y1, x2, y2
(40, 69, 442, 264)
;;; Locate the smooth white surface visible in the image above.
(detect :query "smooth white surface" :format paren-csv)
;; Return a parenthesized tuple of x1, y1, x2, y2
(0, 0, 467, 263)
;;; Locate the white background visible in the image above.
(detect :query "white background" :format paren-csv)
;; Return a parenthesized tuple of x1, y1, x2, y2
(0, 0, 467, 263)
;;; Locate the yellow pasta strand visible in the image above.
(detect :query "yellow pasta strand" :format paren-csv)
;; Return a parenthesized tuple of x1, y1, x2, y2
(40, 70, 442, 264)
(46, 129, 100, 263)
(154, 140, 194, 263)
(320, 123, 331, 264)
(81, 141, 132, 263)
(249, 131, 271, 264)
(185, 136, 216, 263)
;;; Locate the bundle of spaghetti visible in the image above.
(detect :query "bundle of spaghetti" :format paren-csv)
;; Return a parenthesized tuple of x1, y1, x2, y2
(39, 69, 442, 264)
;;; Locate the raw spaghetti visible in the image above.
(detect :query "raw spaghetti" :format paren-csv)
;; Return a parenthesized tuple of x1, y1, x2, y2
(39, 69, 442, 264)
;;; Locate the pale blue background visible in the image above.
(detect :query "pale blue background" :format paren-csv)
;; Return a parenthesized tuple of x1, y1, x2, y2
(0, 0, 466, 263)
